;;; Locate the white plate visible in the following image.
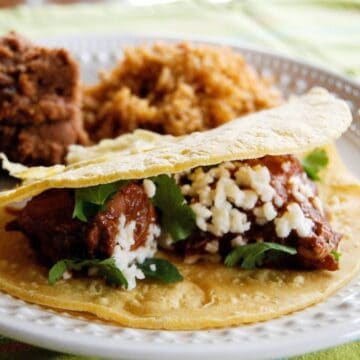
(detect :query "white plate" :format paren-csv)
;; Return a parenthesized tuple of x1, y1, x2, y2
(0, 34, 360, 360)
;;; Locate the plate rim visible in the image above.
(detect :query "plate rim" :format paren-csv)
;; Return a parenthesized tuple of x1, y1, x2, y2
(0, 291, 359, 360)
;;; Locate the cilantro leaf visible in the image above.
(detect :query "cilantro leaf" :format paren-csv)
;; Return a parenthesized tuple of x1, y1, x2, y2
(225, 242, 297, 269)
(48, 260, 67, 284)
(72, 198, 99, 222)
(48, 258, 128, 288)
(331, 250, 341, 262)
(302, 148, 329, 181)
(72, 181, 127, 222)
(150, 175, 196, 242)
(138, 258, 183, 284)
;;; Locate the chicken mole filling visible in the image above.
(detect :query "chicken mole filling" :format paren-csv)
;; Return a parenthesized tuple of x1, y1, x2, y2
(6, 154, 341, 279)
(175, 155, 340, 270)
(6, 183, 156, 264)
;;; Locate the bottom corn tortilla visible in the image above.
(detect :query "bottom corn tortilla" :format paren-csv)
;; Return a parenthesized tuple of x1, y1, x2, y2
(0, 146, 359, 330)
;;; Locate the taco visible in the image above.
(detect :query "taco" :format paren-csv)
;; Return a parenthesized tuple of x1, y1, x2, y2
(0, 88, 358, 330)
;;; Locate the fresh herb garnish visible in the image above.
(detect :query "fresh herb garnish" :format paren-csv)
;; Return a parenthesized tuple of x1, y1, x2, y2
(225, 242, 297, 269)
(150, 175, 196, 242)
(72, 181, 128, 222)
(48, 258, 128, 288)
(302, 148, 329, 181)
(48, 257, 183, 288)
(331, 250, 341, 262)
(138, 258, 183, 284)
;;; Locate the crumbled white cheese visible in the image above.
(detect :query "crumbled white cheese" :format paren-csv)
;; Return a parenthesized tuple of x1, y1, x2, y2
(223, 178, 245, 207)
(241, 190, 258, 210)
(274, 195, 284, 208)
(112, 215, 159, 290)
(143, 179, 156, 198)
(62, 270, 72, 280)
(213, 178, 227, 208)
(281, 161, 291, 172)
(190, 203, 212, 231)
(234, 166, 251, 186)
(179, 161, 279, 239)
(223, 162, 236, 170)
(275, 203, 313, 238)
(254, 202, 278, 224)
(263, 202, 278, 220)
(149, 264, 157, 272)
(178, 158, 320, 253)
(289, 175, 314, 203)
(235, 165, 275, 202)
(214, 177, 258, 210)
(217, 163, 231, 178)
(181, 184, 194, 196)
(231, 235, 247, 247)
(207, 204, 231, 236)
(189, 167, 214, 190)
(230, 208, 250, 233)
(198, 186, 212, 206)
(208, 163, 232, 179)
(312, 196, 324, 215)
(205, 240, 219, 254)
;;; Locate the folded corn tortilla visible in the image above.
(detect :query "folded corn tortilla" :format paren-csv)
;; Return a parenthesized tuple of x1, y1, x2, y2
(0, 88, 357, 330)
(0, 88, 352, 205)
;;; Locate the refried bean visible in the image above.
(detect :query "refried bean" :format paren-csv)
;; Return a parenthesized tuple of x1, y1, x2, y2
(0, 32, 88, 166)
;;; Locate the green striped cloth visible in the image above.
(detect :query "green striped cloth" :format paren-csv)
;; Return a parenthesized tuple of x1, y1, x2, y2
(0, 1, 359, 359)
(0, 0, 359, 79)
